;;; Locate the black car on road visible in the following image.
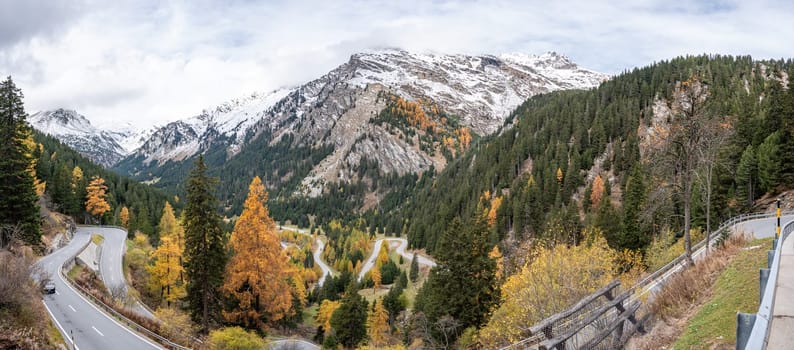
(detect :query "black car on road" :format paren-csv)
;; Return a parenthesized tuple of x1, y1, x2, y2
(42, 279, 56, 294)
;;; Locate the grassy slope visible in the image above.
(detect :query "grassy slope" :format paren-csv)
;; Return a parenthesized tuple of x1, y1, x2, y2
(674, 238, 772, 349)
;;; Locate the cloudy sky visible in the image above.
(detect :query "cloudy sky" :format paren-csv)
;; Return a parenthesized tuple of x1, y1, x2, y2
(1, 0, 792, 129)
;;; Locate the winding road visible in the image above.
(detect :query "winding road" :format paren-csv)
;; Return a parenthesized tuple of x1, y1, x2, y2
(279, 226, 334, 286)
(92, 226, 155, 319)
(37, 227, 161, 350)
(357, 238, 436, 282)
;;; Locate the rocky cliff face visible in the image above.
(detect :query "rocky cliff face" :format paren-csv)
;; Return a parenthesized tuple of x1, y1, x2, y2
(115, 49, 607, 197)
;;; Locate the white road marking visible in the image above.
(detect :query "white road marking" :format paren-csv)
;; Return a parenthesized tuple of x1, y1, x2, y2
(92, 326, 105, 336)
(68, 305, 76, 312)
(42, 300, 80, 350)
(57, 228, 163, 349)
(55, 290, 60, 295)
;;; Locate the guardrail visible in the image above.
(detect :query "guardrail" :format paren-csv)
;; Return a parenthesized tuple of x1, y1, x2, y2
(502, 211, 790, 350)
(631, 211, 792, 299)
(63, 227, 194, 349)
(60, 260, 192, 349)
(737, 216, 794, 349)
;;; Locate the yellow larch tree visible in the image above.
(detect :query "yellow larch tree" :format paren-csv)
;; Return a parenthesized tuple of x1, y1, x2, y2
(456, 127, 472, 150)
(291, 274, 307, 307)
(478, 228, 616, 348)
(487, 196, 503, 227)
(371, 267, 382, 290)
(85, 176, 110, 220)
(71, 166, 83, 188)
(590, 175, 605, 208)
(376, 242, 390, 266)
(120, 206, 130, 228)
(22, 135, 46, 195)
(368, 298, 389, 347)
(222, 176, 293, 329)
(316, 299, 341, 333)
(556, 167, 564, 184)
(148, 202, 186, 304)
(489, 245, 504, 280)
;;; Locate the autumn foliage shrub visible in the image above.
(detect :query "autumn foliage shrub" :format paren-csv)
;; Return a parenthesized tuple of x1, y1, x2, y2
(477, 228, 619, 347)
(208, 327, 265, 350)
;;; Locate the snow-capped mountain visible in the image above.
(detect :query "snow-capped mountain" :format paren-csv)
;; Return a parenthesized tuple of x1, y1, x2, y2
(107, 122, 158, 155)
(29, 109, 132, 168)
(130, 89, 292, 165)
(116, 49, 607, 197)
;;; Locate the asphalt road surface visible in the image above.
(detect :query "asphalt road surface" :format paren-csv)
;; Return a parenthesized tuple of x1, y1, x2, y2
(358, 238, 437, 282)
(90, 226, 155, 319)
(37, 227, 161, 350)
(279, 226, 334, 286)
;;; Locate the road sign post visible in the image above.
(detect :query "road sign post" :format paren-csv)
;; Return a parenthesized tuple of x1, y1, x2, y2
(777, 199, 781, 238)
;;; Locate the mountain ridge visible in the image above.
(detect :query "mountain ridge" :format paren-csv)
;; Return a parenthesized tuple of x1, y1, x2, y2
(113, 49, 606, 202)
(29, 109, 131, 168)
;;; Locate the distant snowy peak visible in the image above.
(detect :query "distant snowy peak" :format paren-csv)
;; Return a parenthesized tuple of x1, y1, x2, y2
(30, 109, 127, 168)
(121, 49, 607, 176)
(107, 124, 157, 155)
(30, 109, 97, 137)
(342, 49, 607, 134)
(134, 88, 294, 165)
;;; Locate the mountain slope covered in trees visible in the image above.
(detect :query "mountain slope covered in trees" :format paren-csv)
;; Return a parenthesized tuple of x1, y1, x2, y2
(380, 55, 794, 255)
(34, 130, 173, 240)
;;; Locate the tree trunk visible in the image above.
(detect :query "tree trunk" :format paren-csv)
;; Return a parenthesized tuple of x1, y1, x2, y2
(203, 286, 210, 332)
(684, 177, 694, 266)
(705, 167, 712, 252)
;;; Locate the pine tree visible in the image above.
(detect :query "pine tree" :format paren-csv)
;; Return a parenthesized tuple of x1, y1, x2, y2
(183, 155, 227, 332)
(382, 284, 405, 326)
(621, 166, 648, 250)
(85, 176, 111, 223)
(367, 298, 389, 347)
(222, 176, 292, 330)
(409, 254, 419, 282)
(414, 216, 499, 336)
(0, 77, 41, 246)
(736, 145, 757, 208)
(330, 285, 368, 348)
(757, 132, 781, 194)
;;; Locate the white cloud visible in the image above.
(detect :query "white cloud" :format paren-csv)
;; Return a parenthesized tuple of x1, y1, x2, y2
(1, 0, 792, 129)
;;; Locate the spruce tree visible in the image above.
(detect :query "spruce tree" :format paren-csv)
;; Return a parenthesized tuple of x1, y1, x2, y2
(757, 132, 781, 194)
(736, 145, 757, 208)
(0, 77, 41, 246)
(409, 253, 419, 282)
(414, 216, 499, 339)
(330, 284, 368, 348)
(183, 154, 227, 332)
(621, 166, 648, 250)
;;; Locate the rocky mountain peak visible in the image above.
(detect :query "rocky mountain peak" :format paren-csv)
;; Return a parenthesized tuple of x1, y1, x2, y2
(30, 109, 128, 168)
(116, 48, 608, 198)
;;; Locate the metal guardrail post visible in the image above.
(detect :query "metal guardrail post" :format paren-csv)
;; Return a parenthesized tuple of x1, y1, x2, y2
(742, 217, 794, 349)
(737, 313, 756, 350)
(769, 250, 775, 269)
(760, 269, 770, 303)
